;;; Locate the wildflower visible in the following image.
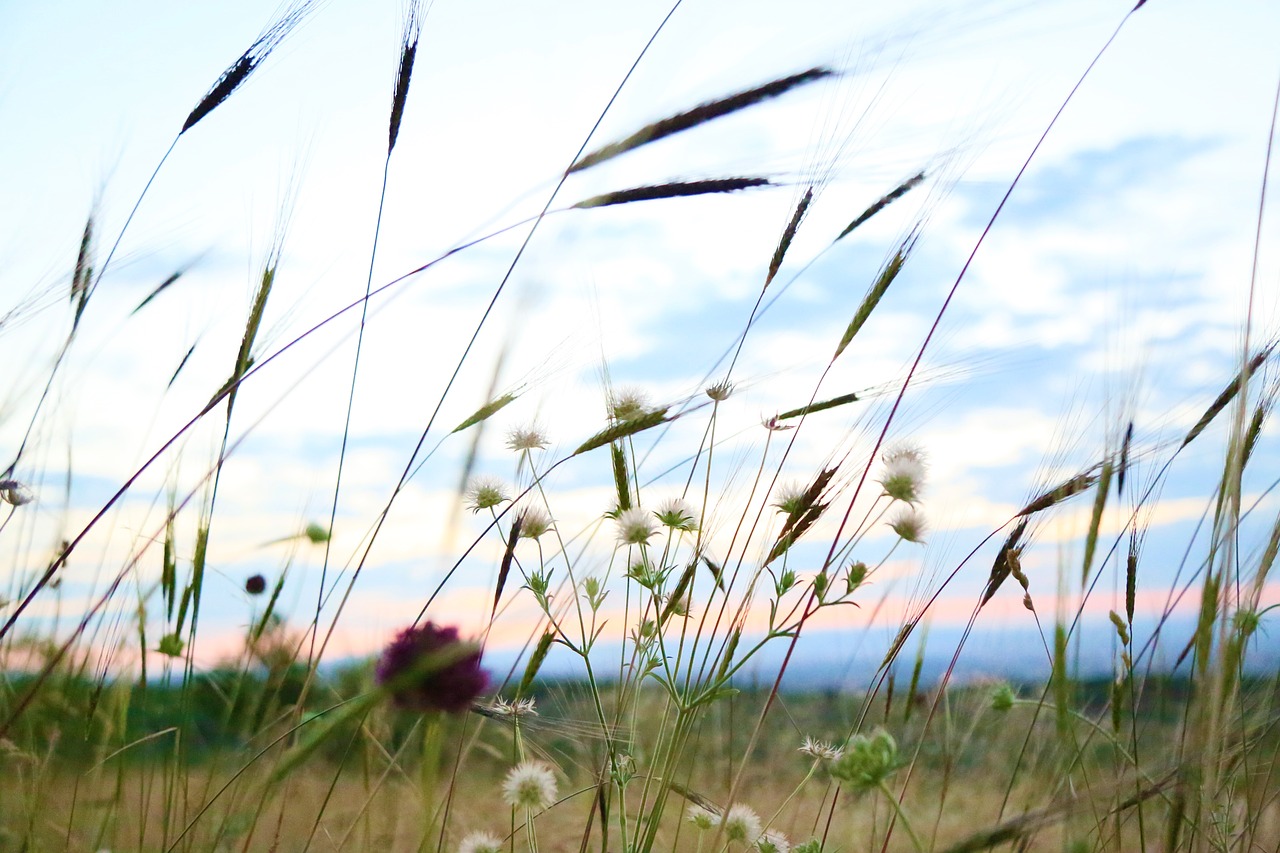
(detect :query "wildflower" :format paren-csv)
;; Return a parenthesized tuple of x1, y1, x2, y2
(609, 387, 651, 421)
(244, 574, 267, 595)
(616, 506, 658, 545)
(517, 506, 553, 540)
(888, 506, 927, 543)
(485, 696, 538, 718)
(457, 830, 503, 853)
(506, 424, 548, 452)
(798, 735, 843, 762)
(762, 415, 795, 431)
(376, 622, 488, 714)
(793, 842, 823, 853)
(687, 804, 719, 831)
(723, 803, 763, 845)
(758, 831, 791, 853)
(990, 683, 1016, 712)
(654, 497, 698, 531)
(772, 483, 807, 515)
(830, 729, 902, 792)
(0, 480, 34, 507)
(878, 442, 926, 503)
(502, 760, 558, 811)
(465, 475, 510, 513)
(706, 380, 733, 401)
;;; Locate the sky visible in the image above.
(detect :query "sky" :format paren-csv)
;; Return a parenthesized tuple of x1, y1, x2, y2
(1, 0, 1278, 688)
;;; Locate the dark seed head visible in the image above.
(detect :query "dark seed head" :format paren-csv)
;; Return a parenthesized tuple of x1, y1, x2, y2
(245, 574, 267, 595)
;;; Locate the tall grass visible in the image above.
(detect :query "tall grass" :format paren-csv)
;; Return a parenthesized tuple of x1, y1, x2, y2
(2, 2, 1278, 852)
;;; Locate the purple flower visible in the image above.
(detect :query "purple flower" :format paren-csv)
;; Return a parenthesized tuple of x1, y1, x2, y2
(376, 622, 489, 714)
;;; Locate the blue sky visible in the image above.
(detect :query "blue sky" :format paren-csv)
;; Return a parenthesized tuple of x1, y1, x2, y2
(1, 0, 1278, 685)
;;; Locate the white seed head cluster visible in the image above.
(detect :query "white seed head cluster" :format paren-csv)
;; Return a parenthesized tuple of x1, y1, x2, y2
(798, 735, 843, 762)
(723, 803, 763, 845)
(772, 483, 807, 515)
(888, 506, 927, 543)
(0, 480, 34, 507)
(465, 475, 510, 513)
(878, 442, 927, 503)
(517, 506, 554, 540)
(616, 506, 658, 545)
(608, 387, 651, 421)
(501, 760, 557, 812)
(757, 831, 791, 853)
(506, 424, 548, 452)
(457, 830, 503, 853)
(654, 497, 699, 532)
(485, 696, 537, 718)
(686, 804, 719, 831)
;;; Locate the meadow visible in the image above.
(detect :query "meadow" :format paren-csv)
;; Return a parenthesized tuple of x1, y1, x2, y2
(2, 1, 1279, 851)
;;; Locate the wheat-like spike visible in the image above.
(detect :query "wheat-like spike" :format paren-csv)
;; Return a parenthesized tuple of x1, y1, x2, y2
(131, 267, 189, 316)
(1117, 420, 1134, 496)
(568, 67, 835, 174)
(1181, 349, 1270, 448)
(611, 443, 631, 512)
(833, 241, 911, 361)
(387, 2, 422, 154)
(70, 214, 94, 329)
(777, 391, 860, 421)
(573, 407, 670, 456)
(765, 187, 813, 287)
(1125, 531, 1138, 623)
(1016, 468, 1099, 516)
(451, 392, 518, 434)
(517, 631, 555, 698)
(980, 518, 1027, 607)
(493, 514, 523, 614)
(660, 560, 696, 624)
(1080, 460, 1113, 586)
(571, 177, 770, 209)
(833, 171, 926, 243)
(181, 1, 319, 134)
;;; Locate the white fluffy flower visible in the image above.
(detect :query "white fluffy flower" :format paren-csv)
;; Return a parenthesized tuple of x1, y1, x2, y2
(0, 480, 34, 507)
(615, 506, 658, 545)
(798, 735, 843, 762)
(506, 424, 548, 452)
(465, 475, 510, 513)
(457, 830, 503, 853)
(878, 442, 926, 503)
(757, 831, 791, 853)
(686, 804, 719, 831)
(888, 506, 927, 543)
(517, 506, 554, 540)
(723, 803, 763, 845)
(501, 760, 557, 811)
(654, 497, 698, 532)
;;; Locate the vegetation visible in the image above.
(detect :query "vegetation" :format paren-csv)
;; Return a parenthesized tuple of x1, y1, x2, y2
(2, 2, 1278, 851)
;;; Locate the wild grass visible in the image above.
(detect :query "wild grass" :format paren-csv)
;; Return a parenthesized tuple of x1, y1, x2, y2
(2, 2, 1279, 852)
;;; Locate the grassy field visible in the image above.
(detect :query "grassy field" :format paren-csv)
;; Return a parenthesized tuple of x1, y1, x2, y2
(3, 1, 1280, 851)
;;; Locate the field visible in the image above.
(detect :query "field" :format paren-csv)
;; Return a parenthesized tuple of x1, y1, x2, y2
(2, 1, 1279, 851)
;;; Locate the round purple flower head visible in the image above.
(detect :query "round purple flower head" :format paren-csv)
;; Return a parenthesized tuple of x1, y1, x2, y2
(376, 622, 489, 714)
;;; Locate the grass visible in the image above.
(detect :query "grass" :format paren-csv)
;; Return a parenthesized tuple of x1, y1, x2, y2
(2, 1, 1279, 851)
